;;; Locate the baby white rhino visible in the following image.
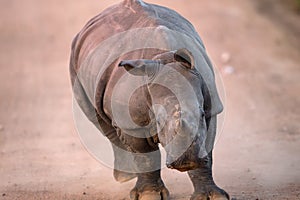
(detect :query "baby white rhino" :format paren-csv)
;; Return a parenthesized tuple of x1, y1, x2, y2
(70, 0, 229, 199)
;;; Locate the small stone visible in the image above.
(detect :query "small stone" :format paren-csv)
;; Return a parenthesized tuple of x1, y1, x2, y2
(282, 126, 288, 132)
(83, 192, 87, 195)
(2, 193, 6, 196)
(223, 65, 235, 75)
(221, 52, 231, 64)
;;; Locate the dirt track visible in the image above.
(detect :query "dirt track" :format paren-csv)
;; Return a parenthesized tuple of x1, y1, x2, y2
(0, 0, 299, 199)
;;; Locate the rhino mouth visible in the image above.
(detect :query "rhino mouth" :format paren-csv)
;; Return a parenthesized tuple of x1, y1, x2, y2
(165, 136, 205, 172)
(166, 160, 200, 172)
(166, 149, 202, 172)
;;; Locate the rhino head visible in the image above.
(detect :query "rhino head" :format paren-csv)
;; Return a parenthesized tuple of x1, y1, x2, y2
(119, 48, 210, 172)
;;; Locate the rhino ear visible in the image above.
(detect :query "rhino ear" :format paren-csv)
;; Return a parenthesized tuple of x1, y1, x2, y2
(174, 48, 195, 69)
(118, 59, 159, 76)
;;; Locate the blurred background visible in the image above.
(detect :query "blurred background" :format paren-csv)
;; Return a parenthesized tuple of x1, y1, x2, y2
(0, 0, 299, 199)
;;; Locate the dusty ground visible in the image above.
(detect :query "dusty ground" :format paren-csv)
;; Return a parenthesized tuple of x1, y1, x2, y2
(0, 0, 299, 199)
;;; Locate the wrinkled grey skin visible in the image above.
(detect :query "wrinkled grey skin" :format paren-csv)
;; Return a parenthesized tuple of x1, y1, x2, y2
(70, 0, 229, 199)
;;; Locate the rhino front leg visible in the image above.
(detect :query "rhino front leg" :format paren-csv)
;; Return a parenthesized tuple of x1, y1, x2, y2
(115, 129, 169, 200)
(187, 116, 229, 200)
(188, 152, 229, 200)
(112, 144, 137, 183)
(130, 170, 169, 200)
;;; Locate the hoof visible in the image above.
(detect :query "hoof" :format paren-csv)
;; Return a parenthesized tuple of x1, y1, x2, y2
(191, 185, 229, 200)
(139, 191, 164, 200)
(130, 185, 169, 200)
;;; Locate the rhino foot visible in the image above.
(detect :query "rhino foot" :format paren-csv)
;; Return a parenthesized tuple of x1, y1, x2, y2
(190, 185, 229, 200)
(130, 177, 169, 200)
(130, 188, 169, 200)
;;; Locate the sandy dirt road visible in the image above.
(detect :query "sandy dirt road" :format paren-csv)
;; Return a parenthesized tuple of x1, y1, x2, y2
(0, 0, 299, 199)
